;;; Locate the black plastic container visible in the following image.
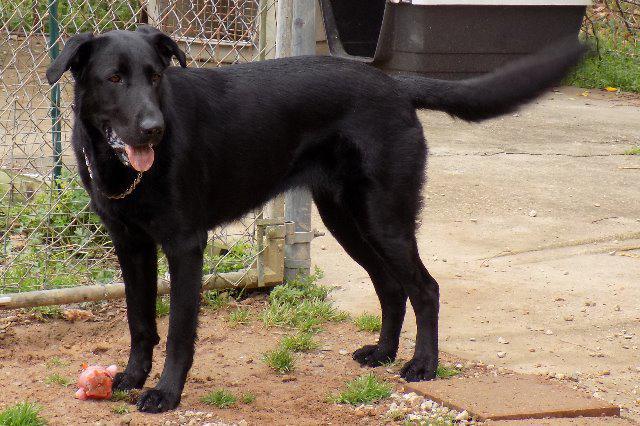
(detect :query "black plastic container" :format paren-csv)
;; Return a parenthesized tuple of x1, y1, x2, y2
(320, 0, 588, 79)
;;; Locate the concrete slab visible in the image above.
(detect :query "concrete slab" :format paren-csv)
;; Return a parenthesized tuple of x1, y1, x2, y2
(404, 374, 620, 421)
(487, 417, 636, 425)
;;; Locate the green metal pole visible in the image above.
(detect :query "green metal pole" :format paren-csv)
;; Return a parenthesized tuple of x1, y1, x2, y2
(48, 0, 62, 186)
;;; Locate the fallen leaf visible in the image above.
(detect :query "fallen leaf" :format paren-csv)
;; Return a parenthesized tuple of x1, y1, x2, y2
(605, 87, 618, 92)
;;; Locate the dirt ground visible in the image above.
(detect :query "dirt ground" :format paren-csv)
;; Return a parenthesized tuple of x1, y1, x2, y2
(315, 87, 640, 421)
(0, 296, 475, 426)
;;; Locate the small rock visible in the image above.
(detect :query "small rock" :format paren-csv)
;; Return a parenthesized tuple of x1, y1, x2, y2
(529, 210, 537, 217)
(614, 305, 621, 312)
(497, 351, 506, 358)
(338, 349, 348, 355)
(456, 410, 470, 421)
(564, 315, 574, 322)
(281, 375, 297, 382)
(497, 337, 509, 344)
(529, 348, 536, 352)
(545, 329, 554, 335)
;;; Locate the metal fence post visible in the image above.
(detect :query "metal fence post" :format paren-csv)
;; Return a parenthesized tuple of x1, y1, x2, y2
(48, 0, 62, 186)
(284, 0, 315, 281)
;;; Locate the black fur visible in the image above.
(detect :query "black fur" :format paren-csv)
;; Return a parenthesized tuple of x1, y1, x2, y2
(47, 26, 585, 413)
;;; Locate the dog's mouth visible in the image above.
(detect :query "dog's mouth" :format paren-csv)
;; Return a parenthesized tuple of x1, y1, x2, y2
(105, 127, 155, 172)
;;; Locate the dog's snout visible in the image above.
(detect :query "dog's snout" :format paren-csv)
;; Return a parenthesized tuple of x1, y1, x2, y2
(139, 117, 164, 137)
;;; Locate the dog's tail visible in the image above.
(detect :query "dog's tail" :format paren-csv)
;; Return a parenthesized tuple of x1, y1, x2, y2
(393, 38, 587, 122)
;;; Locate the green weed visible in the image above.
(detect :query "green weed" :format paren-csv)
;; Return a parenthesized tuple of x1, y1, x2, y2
(354, 313, 382, 332)
(565, 32, 639, 92)
(46, 357, 70, 368)
(241, 393, 256, 404)
(111, 404, 130, 415)
(156, 297, 170, 317)
(110, 390, 131, 403)
(263, 347, 295, 374)
(201, 389, 237, 408)
(228, 307, 251, 326)
(330, 373, 392, 405)
(45, 373, 71, 387)
(202, 290, 231, 311)
(436, 365, 461, 379)
(624, 146, 640, 155)
(261, 269, 348, 332)
(0, 402, 46, 426)
(280, 333, 318, 352)
(31, 306, 63, 320)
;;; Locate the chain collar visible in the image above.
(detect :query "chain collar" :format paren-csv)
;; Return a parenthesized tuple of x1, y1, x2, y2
(83, 148, 143, 200)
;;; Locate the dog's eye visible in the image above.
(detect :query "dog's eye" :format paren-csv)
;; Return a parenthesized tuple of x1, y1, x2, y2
(151, 73, 161, 84)
(108, 74, 122, 83)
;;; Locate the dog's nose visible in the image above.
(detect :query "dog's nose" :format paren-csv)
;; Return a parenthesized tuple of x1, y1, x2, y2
(140, 118, 164, 136)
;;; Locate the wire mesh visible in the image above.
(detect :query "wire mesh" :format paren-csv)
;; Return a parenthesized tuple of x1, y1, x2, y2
(0, 0, 277, 294)
(583, 0, 638, 56)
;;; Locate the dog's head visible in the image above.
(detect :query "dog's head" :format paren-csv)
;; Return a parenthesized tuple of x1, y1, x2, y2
(46, 26, 186, 172)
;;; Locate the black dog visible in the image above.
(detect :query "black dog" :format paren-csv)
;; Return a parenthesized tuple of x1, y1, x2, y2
(46, 26, 584, 412)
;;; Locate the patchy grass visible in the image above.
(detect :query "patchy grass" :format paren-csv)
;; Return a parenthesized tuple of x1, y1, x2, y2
(46, 356, 70, 368)
(228, 307, 251, 326)
(110, 390, 131, 402)
(241, 393, 256, 404)
(263, 347, 295, 374)
(354, 313, 382, 332)
(206, 242, 252, 274)
(330, 373, 393, 405)
(201, 389, 237, 408)
(0, 401, 46, 426)
(202, 290, 231, 311)
(155, 296, 170, 317)
(45, 373, 72, 387)
(111, 404, 130, 415)
(280, 333, 319, 352)
(624, 146, 640, 155)
(30, 305, 63, 320)
(565, 33, 639, 93)
(436, 365, 461, 379)
(261, 269, 348, 332)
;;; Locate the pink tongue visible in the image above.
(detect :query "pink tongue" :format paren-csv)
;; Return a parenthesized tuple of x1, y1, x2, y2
(124, 145, 154, 172)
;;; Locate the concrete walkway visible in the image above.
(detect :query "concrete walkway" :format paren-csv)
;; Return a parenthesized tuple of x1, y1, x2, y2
(311, 87, 640, 421)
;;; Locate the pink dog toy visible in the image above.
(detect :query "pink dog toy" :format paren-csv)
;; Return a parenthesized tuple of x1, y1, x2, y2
(75, 364, 118, 400)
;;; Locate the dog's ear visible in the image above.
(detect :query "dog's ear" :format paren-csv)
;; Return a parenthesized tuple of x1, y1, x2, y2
(46, 32, 94, 85)
(137, 25, 187, 68)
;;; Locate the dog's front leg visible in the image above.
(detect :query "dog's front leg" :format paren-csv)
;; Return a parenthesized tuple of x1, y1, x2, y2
(137, 232, 206, 413)
(107, 224, 159, 392)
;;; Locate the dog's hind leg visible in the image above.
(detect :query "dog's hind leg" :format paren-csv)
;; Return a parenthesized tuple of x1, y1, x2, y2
(106, 222, 160, 392)
(356, 198, 440, 382)
(313, 190, 407, 366)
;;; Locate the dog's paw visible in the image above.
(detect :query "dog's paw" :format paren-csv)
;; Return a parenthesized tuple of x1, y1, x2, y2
(113, 372, 146, 391)
(136, 388, 180, 413)
(352, 344, 396, 367)
(399, 356, 437, 382)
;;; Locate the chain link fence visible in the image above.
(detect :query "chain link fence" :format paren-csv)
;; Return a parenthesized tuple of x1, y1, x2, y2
(0, 0, 277, 295)
(583, 0, 638, 54)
